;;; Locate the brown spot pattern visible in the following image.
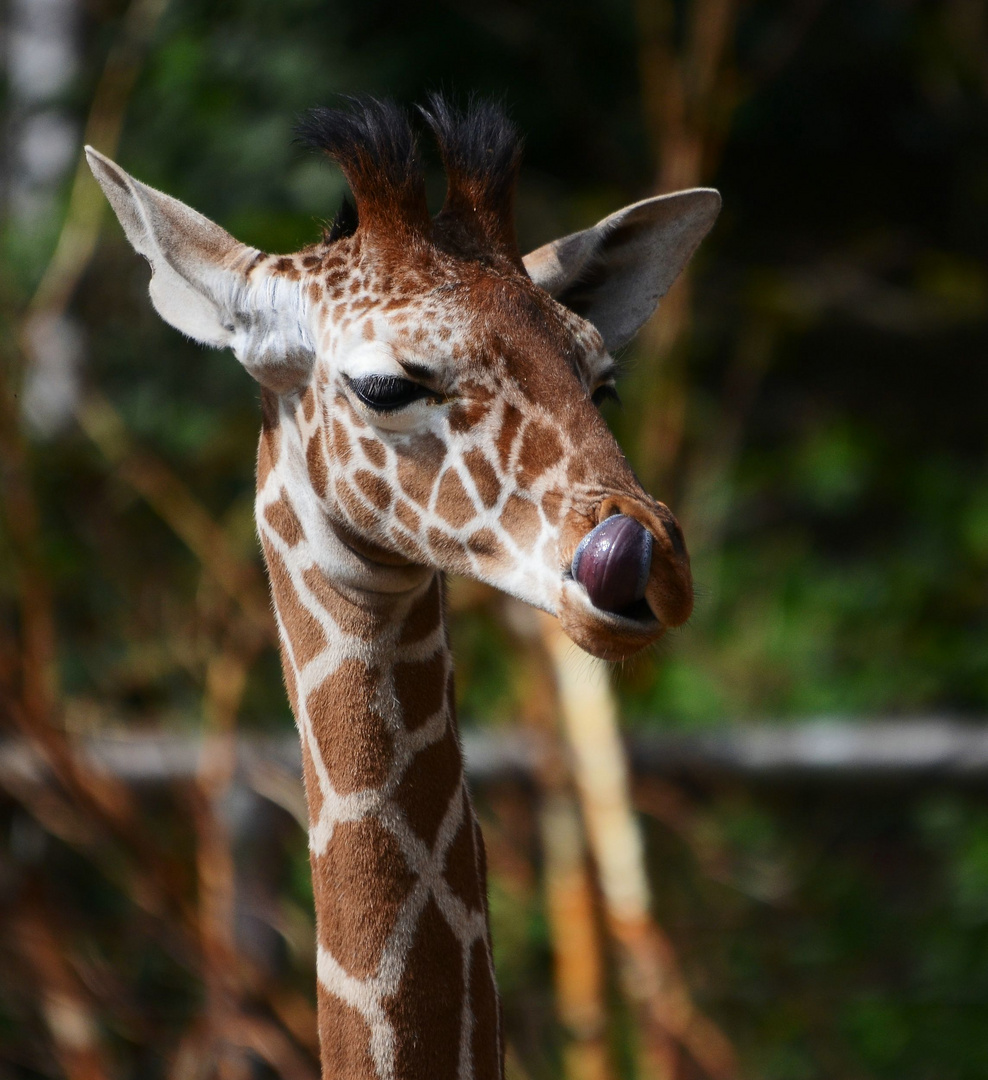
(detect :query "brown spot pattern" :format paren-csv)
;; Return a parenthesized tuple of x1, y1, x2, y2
(449, 397, 492, 435)
(567, 453, 589, 485)
(392, 649, 446, 732)
(464, 449, 502, 508)
(398, 577, 442, 647)
(256, 389, 280, 487)
(396, 433, 445, 506)
(330, 418, 352, 464)
(314, 817, 412, 979)
(359, 437, 386, 469)
(306, 659, 391, 796)
(395, 498, 421, 534)
(443, 793, 484, 913)
(469, 938, 502, 1080)
(301, 567, 380, 642)
(495, 402, 523, 471)
(395, 721, 462, 848)
(516, 422, 563, 486)
(541, 490, 563, 524)
(264, 493, 302, 547)
(306, 427, 328, 498)
(317, 989, 378, 1080)
(298, 741, 324, 824)
(502, 494, 541, 549)
(336, 477, 378, 532)
(436, 468, 477, 529)
(274, 256, 299, 278)
(354, 468, 392, 511)
(280, 652, 300, 726)
(385, 898, 463, 1080)
(426, 528, 471, 572)
(257, 433, 275, 488)
(467, 528, 506, 564)
(388, 528, 426, 563)
(324, 265, 345, 289)
(262, 543, 327, 667)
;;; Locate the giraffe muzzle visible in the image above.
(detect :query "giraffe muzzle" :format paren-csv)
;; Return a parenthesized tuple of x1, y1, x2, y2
(557, 497, 693, 661)
(571, 515, 653, 616)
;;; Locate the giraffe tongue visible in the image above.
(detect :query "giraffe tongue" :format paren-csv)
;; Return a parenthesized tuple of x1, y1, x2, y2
(571, 515, 653, 615)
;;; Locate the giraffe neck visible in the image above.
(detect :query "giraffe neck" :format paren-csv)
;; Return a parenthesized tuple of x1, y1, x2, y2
(256, 399, 502, 1080)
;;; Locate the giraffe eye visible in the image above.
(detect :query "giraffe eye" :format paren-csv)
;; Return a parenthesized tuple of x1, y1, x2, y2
(591, 383, 620, 408)
(346, 374, 436, 411)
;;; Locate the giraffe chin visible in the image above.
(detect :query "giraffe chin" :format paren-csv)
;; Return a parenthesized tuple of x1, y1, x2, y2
(557, 580, 666, 662)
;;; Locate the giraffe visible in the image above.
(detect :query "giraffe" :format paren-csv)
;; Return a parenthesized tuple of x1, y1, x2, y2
(85, 97, 720, 1080)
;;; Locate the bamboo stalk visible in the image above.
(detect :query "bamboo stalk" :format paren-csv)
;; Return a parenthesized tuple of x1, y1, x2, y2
(538, 612, 739, 1080)
(510, 604, 617, 1080)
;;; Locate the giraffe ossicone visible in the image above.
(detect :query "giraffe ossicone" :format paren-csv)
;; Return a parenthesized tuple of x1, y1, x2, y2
(87, 96, 719, 1080)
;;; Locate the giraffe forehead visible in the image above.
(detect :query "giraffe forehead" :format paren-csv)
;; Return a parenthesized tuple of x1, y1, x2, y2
(464, 284, 609, 389)
(402, 276, 607, 385)
(290, 244, 608, 392)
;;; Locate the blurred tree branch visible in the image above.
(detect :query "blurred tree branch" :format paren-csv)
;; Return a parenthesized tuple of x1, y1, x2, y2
(633, 0, 825, 501)
(26, 0, 171, 323)
(1, 0, 301, 1070)
(11, 891, 117, 1080)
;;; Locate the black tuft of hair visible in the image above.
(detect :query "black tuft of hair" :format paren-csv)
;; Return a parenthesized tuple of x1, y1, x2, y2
(418, 94, 523, 260)
(325, 195, 358, 243)
(296, 97, 417, 180)
(295, 97, 429, 232)
(419, 94, 522, 204)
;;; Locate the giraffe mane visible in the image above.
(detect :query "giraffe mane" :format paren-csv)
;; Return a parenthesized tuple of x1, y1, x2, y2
(324, 194, 358, 244)
(419, 94, 524, 264)
(297, 95, 524, 266)
(296, 96, 431, 237)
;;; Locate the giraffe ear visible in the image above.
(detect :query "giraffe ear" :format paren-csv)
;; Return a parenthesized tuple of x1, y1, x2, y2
(86, 147, 314, 393)
(523, 189, 721, 352)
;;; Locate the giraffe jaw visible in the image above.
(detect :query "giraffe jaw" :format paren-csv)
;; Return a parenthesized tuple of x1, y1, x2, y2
(556, 576, 665, 662)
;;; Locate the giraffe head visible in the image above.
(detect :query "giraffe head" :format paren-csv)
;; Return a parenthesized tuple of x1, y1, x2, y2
(86, 98, 719, 662)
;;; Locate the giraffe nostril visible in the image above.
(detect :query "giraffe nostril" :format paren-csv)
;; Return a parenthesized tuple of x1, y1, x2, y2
(662, 516, 687, 559)
(571, 515, 653, 615)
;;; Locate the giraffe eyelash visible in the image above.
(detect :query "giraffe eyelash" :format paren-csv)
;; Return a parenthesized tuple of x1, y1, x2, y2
(345, 373, 441, 411)
(591, 383, 621, 408)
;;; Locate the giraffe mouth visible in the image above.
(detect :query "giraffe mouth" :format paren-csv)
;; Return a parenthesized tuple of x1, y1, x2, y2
(611, 596, 659, 624)
(557, 577, 664, 661)
(569, 515, 656, 621)
(565, 583, 661, 629)
(561, 567, 659, 627)
(557, 508, 691, 660)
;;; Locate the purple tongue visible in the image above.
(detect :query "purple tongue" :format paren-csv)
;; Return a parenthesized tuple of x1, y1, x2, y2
(571, 515, 653, 614)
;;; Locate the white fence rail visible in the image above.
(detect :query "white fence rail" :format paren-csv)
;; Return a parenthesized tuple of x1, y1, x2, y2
(4, 719, 988, 793)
